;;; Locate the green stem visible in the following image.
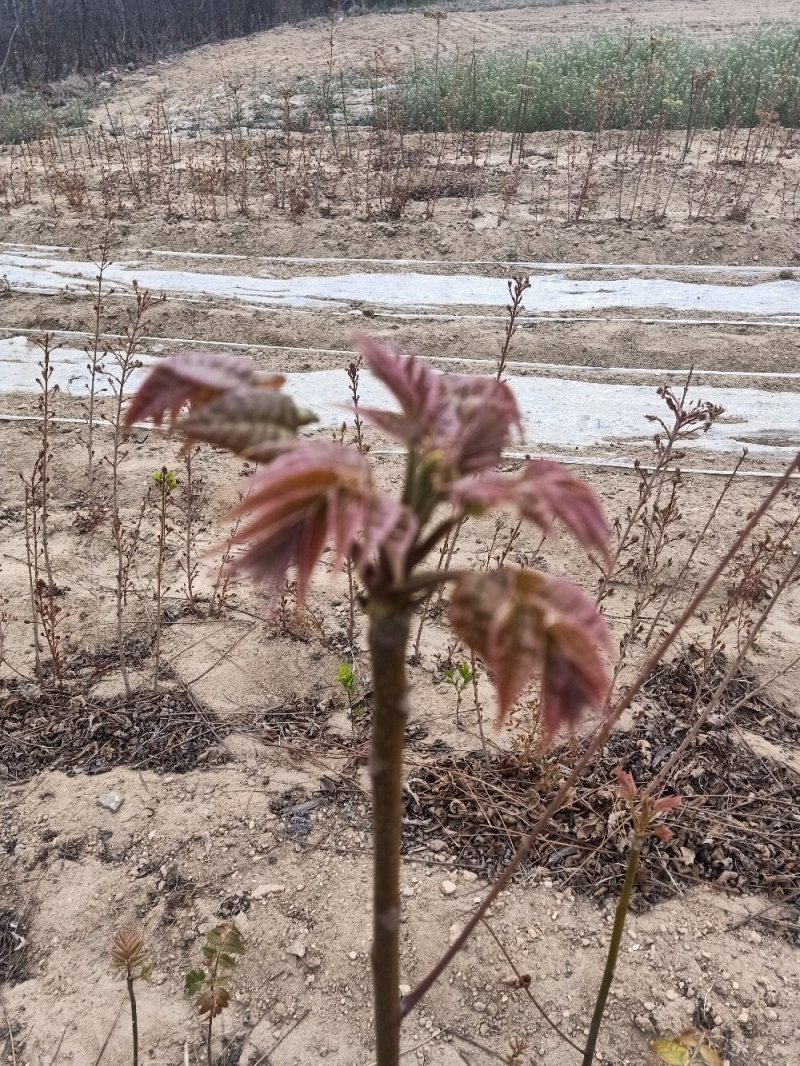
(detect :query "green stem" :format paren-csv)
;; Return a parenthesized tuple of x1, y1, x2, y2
(368, 603, 412, 1066)
(582, 829, 645, 1065)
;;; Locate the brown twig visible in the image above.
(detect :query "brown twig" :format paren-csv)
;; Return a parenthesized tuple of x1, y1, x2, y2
(647, 552, 800, 794)
(480, 918, 584, 1055)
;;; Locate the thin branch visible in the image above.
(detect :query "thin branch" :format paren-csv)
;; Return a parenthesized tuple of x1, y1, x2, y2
(647, 552, 800, 793)
(0, 8, 18, 81)
(47, 1024, 69, 1066)
(725, 888, 800, 933)
(642, 449, 747, 647)
(480, 918, 584, 1055)
(446, 1028, 510, 1063)
(247, 1008, 310, 1066)
(0, 991, 17, 1066)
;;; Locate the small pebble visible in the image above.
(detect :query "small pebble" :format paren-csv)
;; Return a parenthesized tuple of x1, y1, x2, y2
(440, 880, 457, 896)
(96, 792, 124, 813)
(252, 883, 284, 898)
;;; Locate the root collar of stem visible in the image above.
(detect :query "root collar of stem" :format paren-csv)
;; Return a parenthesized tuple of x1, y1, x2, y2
(368, 604, 412, 1066)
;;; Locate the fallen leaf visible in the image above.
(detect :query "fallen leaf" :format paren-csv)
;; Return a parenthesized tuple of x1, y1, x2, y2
(652, 1029, 723, 1066)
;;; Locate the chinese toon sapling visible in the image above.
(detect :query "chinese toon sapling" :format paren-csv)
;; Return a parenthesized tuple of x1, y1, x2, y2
(582, 769, 681, 1066)
(151, 467, 177, 690)
(110, 928, 152, 1066)
(443, 660, 473, 729)
(127, 339, 613, 1066)
(337, 660, 365, 736)
(185, 923, 247, 1066)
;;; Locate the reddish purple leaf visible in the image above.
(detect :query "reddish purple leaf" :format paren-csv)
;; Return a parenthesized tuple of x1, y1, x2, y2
(227, 442, 416, 597)
(651, 825, 674, 843)
(451, 460, 610, 558)
(356, 339, 519, 474)
(514, 461, 610, 558)
(614, 767, 638, 802)
(357, 337, 449, 445)
(356, 495, 419, 584)
(228, 443, 369, 597)
(125, 351, 283, 427)
(440, 375, 521, 474)
(449, 568, 611, 738)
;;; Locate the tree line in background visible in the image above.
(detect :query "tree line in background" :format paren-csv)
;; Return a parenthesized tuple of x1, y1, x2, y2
(0, 0, 375, 87)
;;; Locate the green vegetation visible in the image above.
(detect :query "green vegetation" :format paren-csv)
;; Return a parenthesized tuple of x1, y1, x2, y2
(0, 94, 89, 144)
(393, 26, 800, 132)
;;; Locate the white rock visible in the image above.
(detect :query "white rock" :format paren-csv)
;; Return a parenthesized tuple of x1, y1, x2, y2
(96, 792, 124, 813)
(440, 880, 457, 896)
(251, 883, 284, 898)
(286, 940, 306, 959)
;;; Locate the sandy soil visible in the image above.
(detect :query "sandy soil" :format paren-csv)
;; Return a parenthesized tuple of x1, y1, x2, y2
(2, 3, 800, 1066)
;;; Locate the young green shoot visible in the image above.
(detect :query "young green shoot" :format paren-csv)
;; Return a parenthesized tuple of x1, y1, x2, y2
(443, 660, 473, 729)
(185, 924, 247, 1066)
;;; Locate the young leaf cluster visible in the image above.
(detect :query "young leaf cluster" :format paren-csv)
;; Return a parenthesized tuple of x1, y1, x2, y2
(185, 923, 247, 1019)
(127, 337, 612, 737)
